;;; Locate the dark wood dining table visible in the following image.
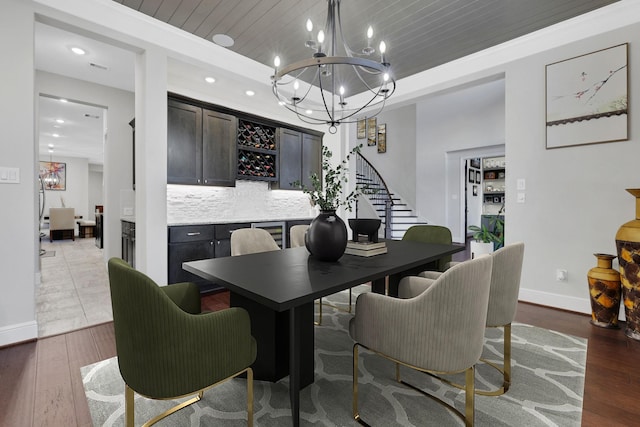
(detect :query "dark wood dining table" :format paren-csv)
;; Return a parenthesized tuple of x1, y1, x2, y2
(183, 239, 464, 427)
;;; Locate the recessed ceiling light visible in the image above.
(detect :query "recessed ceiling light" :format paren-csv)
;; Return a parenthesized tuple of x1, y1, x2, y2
(205, 76, 216, 84)
(52, 133, 60, 138)
(70, 46, 86, 55)
(212, 34, 235, 47)
(59, 98, 68, 103)
(245, 90, 255, 97)
(55, 119, 64, 124)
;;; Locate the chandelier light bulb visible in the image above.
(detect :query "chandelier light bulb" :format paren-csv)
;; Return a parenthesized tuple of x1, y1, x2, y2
(339, 86, 345, 95)
(383, 73, 389, 82)
(294, 80, 300, 91)
(306, 19, 313, 33)
(367, 26, 373, 39)
(274, 56, 281, 68)
(379, 41, 386, 54)
(317, 30, 325, 44)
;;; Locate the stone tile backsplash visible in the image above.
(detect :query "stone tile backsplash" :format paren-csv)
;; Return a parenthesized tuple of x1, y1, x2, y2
(167, 180, 313, 224)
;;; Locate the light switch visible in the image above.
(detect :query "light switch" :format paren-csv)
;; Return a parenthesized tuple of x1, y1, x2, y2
(517, 192, 525, 203)
(517, 178, 526, 191)
(0, 167, 19, 183)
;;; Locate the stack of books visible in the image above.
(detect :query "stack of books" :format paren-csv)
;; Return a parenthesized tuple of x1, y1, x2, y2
(344, 240, 388, 257)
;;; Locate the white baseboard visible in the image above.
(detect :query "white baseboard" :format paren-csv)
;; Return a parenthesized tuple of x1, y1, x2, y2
(519, 287, 591, 315)
(0, 321, 38, 347)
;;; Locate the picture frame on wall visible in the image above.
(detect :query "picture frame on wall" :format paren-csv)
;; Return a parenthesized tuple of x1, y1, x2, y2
(470, 158, 481, 169)
(475, 171, 481, 184)
(468, 169, 475, 183)
(472, 185, 478, 196)
(39, 161, 66, 190)
(377, 123, 386, 153)
(545, 43, 628, 149)
(357, 118, 366, 139)
(367, 117, 377, 146)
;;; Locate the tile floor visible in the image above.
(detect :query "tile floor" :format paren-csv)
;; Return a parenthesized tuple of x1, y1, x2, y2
(37, 236, 112, 337)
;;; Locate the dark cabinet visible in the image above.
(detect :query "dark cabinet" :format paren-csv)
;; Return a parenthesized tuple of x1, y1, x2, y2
(203, 109, 237, 186)
(168, 225, 217, 293)
(277, 128, 321, 190)
(121, 220, 135, 267)
(167, 98, 236, 186)
(167, 99, 202, 185)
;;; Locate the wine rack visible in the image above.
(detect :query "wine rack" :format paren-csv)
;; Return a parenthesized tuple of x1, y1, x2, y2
(237, 119, 278, 181)
(238, 150, 277, 180)
(238, 120, 276, 150)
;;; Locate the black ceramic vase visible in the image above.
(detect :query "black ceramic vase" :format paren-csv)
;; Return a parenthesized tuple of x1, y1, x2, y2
(305, 210, 347, 261)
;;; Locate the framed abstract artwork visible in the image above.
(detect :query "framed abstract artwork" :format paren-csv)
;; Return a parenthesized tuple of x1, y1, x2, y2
(377, 124, 386, 153)
(39, 161, 66, 190)
(367, 117, 377, 146)
(545, 43, 628, 149)
(357, 119, 366, 139)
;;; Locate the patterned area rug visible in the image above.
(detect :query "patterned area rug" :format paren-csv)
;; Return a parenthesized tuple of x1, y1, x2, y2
(82, 287, 587, 426)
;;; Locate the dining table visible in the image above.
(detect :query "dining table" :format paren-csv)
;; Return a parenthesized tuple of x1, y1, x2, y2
(183, 238, 464, 427)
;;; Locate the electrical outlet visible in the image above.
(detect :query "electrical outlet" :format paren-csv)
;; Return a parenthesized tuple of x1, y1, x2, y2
(556, 269, 568, 281)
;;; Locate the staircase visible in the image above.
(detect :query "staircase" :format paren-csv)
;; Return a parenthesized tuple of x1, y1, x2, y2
(355, 153, 428, 239)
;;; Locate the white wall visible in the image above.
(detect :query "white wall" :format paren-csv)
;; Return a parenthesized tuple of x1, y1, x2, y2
(0, 0, 37, 346)
(504, 20, 640, 313)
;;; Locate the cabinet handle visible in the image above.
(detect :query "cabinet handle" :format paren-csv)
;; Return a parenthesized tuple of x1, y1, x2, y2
(187, 232, 201, 236)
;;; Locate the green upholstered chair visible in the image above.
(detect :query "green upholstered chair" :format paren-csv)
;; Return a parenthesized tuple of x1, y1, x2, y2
(409, 242, 525, 396)
(107, 258, 257, 426)
(350, 256, 493, 426)
(401, 225, 453, 272)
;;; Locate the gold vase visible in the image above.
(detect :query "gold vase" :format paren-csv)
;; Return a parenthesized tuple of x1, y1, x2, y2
(615, 189, 640, 340)
(587, 253, 621, 328)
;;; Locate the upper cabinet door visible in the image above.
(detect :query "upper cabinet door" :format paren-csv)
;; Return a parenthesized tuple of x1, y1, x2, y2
(278, 128, 303, 190)
(203, 109, 237, 187)
(167, 99, 202, 185)
(301, 133, 321, 189)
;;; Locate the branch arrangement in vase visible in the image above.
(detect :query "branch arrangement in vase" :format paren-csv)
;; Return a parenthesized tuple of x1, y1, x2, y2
(294, 144, 366, 212)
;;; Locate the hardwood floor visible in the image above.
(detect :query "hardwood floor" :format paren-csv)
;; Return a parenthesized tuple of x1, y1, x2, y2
(1, 293, 638, 426)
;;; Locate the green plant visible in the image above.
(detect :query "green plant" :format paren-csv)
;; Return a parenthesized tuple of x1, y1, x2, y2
(293, 144, 364, 212)
(469, 215, 504, 248)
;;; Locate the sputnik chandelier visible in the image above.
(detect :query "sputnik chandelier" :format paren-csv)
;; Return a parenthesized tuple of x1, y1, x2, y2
(271, 0, 395, 134)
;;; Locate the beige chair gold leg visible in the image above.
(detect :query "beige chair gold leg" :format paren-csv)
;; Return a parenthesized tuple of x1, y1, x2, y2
(465, 366, 475, 427)
(353, 344, 359, 421)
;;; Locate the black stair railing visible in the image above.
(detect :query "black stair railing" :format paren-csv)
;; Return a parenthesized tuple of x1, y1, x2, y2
(355, 152, 394, 238)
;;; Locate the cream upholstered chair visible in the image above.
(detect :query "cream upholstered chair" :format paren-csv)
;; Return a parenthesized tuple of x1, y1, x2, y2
(350, 256, 493, 426)
(231, 228, 280, 256)
(290, 224, 353, 325)
(407, 242, 525, 396)
(289, 224, 308, 248)
(49, 207, 75, 241)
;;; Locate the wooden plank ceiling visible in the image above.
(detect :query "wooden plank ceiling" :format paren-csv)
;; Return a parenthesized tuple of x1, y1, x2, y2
(113, 0, 619, 94)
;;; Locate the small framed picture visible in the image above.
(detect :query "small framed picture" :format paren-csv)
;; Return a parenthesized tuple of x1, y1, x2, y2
(367, 117, 377, 146)
(377, 124, 386, 153)
(357, 119, 366, 139)
(475, 171, 481, 184)
(470, 158, 481, 169)
(468, 169, 475, 183)
(472, 185, 478, 196)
